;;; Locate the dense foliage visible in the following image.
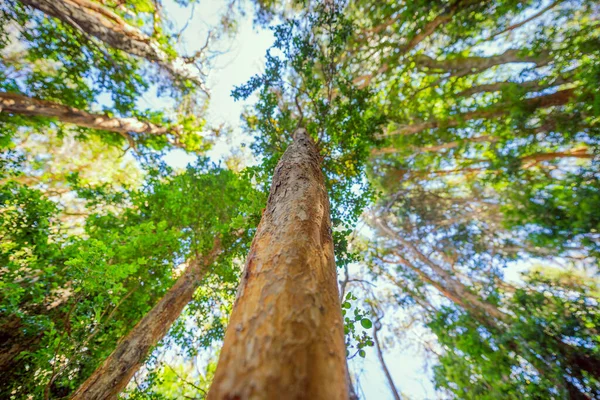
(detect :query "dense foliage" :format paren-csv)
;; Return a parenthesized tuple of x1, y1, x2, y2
(0, 160, 262, 398)
(1, 0, 600, 398)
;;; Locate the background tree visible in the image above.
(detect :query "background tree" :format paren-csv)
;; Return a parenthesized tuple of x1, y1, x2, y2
(2, 0, 600, 398)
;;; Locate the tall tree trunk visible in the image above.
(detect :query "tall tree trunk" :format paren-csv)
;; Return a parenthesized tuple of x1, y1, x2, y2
(0, 92, 181, 147)
(208, 129, 349, 400)
(19, 0, 205, 88)
(70, 243, 220, 400)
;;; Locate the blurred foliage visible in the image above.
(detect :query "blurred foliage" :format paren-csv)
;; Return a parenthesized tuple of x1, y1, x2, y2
(431, 268, 600, 399)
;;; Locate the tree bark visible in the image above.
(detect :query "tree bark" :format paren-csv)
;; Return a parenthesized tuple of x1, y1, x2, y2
(0, 91, 181, 146)
(70, 244, 220, 400)
(19, 0, 205, 88)
(208, 128, 349, 400)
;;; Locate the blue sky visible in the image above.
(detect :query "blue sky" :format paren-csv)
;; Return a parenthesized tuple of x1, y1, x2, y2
(129, 1, 565, 398)
(136, 1, 466, 398)
(150, 1, 439, 398)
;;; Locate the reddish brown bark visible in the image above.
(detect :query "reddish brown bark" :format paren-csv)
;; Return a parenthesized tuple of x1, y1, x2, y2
(208, 129, 349, 400)
(0, 92, 182, 146)
(70, 244, 220, 400)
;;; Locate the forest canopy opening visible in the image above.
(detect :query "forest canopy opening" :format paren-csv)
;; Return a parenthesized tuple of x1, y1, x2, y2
(1, 0, 599, 399)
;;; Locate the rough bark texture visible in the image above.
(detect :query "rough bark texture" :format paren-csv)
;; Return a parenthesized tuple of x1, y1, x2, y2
(70, 245, 220, 400)
(208, 129, 349, 400)
(0, 91, 176, 136)
(19, 0, 205, 87)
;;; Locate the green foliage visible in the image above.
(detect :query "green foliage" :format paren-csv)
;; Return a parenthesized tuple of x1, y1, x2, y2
(430, 267, 600, 399)
(342, 292, 374, 359)
(0, 159, 263, 398)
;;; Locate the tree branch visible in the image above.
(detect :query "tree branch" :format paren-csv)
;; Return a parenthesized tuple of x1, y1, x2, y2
(21, 0, 207, 90)
(413, 48, 552, 75)
(0, 92, 184, 147)
(383, 89, 575, 137)
(484, 1, 562, 41)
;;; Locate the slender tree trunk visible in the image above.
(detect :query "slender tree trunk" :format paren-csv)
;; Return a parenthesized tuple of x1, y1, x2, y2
(70, 243, 220, 400)
(0, 92, 180, 145)
(208, 128, 349, 400)
(19, 0, 205, 88)
(373, 321, 402, 400)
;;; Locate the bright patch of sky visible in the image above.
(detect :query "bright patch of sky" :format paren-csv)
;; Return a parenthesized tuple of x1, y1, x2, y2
(139, 0, 275, 170)
(129, 1, 564, 398)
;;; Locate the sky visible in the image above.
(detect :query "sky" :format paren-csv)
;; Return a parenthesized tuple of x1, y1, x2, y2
(116, 0, 572, 398)
(143, 1, 440, 398)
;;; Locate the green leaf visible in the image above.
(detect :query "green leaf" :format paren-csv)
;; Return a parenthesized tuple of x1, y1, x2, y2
(360, 318, 372, 329)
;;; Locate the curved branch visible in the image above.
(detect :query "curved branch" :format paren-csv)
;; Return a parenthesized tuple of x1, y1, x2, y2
(20, 0, 207, 90)
(484, 1, 561, 41)
(373, 135, 495, 155)
(413, 48, 552, 75)
(0, 91, 183, 146)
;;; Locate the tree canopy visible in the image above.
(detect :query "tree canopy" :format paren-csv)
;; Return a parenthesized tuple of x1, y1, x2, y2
(1, 0, 599, 399)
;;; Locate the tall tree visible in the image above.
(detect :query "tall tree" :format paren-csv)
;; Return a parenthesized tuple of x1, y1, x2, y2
(67, 165, 263, 399)
(209, 129, 349, 399)
(207, 3, 382, 397)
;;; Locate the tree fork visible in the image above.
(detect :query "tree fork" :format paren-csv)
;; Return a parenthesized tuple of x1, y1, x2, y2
(70, 241, 221, 400)
(208, 128, 349, 400)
